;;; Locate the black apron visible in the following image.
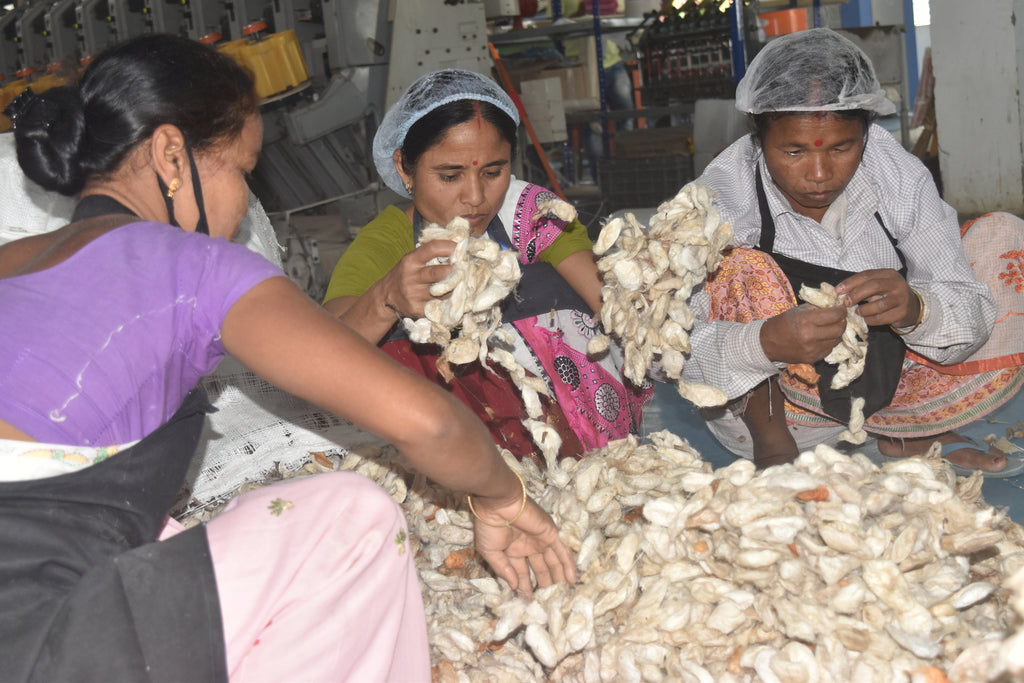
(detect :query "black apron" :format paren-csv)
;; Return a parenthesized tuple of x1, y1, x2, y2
(754, 169, 908, 423)
(0, 385, 226, 680)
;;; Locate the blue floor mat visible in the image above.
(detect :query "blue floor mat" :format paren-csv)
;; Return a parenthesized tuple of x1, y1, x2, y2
(641, 380, 1024, 524)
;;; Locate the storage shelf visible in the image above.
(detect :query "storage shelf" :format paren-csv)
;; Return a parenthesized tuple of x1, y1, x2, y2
(488, 17, 643, 45)
(564, 104, 693, 124)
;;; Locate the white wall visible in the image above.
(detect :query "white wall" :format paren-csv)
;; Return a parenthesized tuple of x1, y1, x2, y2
(930, 0, 1024, 214)
(870, 0, 904, 26)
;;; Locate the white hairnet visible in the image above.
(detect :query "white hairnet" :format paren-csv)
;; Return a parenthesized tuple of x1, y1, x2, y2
(735, 28, 897, 116)
(0, 132, 76, 243)
(373, 69, 520, 198)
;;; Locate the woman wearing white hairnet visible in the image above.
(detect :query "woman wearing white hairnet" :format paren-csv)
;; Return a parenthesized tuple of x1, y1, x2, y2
(324, 69, 652, 465)
(683, 28, 1024, 475)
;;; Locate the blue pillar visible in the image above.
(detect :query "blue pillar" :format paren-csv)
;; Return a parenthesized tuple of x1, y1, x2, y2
(591, 2, 611, 157)
(840, 0, 872, 26)
(903, 0, 919, 109)
(729, 0, 746, 83)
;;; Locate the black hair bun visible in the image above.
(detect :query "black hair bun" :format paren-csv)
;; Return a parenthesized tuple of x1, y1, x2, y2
(9, 86, 87, 195)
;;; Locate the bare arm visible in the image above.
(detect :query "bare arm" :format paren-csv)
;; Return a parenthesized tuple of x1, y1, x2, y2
(837, 269, 921, 329)
(554, 249, 604, 316)
(760, 304, 848, 364)
(324, 240, 455, 343)
(323, 291, 395, 344)
(222, 276, 576, 592)
(227, 277, 510, 495)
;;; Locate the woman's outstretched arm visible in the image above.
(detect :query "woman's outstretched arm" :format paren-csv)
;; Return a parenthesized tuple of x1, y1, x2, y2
(222, 276, 576, 593)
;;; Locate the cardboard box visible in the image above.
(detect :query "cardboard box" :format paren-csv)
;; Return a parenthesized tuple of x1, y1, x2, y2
(520, 77, 568, 143)
(503, 60, 599, 111)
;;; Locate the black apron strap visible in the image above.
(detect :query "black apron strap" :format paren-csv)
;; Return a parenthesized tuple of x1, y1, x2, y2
(752, 167, 907, 423)
(755, 166, 907, 284)
(754, 166, 776, 252)
(72, 195, 139, 222)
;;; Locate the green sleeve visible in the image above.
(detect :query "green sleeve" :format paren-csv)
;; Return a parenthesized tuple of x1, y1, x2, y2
(322, 205, 415, 304)
(539, 217, 593, 266)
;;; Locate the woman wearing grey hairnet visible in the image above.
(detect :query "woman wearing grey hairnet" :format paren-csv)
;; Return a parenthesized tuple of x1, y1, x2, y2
(682, 28, 1024, 475)
(324, 69, 652, 465)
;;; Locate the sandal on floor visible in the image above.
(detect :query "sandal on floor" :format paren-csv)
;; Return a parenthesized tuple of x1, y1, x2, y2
(940, 436, 1024, 479)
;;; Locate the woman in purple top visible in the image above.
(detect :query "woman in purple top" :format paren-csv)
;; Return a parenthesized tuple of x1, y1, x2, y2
(0, 34, 576, 682)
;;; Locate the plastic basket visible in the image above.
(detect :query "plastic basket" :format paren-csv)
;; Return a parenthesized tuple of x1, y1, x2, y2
(760, 9, 809, 37)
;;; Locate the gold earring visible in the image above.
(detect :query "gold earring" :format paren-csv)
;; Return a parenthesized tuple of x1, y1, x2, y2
(166, 178, 181, 198)
(404, 182, 413, 194)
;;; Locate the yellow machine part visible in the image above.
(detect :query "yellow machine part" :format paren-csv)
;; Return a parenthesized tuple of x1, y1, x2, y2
(220, 29, 309, 100)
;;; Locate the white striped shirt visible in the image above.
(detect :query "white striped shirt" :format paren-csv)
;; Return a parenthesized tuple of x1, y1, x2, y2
(683, 124, 996, 400)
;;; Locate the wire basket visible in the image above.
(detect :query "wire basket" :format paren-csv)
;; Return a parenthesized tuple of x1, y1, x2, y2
(597, 155, 695, 213)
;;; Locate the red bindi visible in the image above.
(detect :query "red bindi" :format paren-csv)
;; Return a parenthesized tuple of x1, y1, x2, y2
(472, 160, 478, 166)
(814, 139, 823, 147)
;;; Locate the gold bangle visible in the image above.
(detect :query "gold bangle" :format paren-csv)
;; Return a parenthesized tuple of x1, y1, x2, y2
(467, 469, 528, 528)
(891, 288, 925, 335)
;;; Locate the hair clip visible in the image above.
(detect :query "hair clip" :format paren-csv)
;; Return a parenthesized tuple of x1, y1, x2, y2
(4, 88, 40, 128)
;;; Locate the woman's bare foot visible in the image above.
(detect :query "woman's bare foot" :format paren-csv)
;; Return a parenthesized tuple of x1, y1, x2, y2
(876, 432, 1010, 472)
(741, 377, 799, 469)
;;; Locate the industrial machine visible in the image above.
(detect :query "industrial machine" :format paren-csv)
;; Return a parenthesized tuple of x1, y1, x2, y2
(0, 0, 501, 295)
(0, 0, 498, 206)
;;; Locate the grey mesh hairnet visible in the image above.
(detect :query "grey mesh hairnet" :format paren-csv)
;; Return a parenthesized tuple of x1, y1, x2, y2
(373, 69, 520, 198)
(735, 28, 897, 116)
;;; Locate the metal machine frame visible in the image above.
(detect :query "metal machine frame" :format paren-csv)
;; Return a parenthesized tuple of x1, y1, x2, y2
(0, 0, 496, 295)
